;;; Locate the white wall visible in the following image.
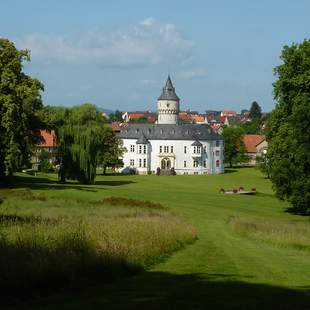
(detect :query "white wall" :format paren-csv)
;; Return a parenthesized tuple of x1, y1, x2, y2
(157, 99, 179, 124)
(121, 138, 224, 175)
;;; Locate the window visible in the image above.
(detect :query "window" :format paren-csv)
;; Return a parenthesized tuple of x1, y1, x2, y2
(136, 129, 139, 134)
(184, 161, 187, 168)
(164, 146, 169, 153)
(160, 146, 162, 153)
(216, 140, 220, 147)
(143, 158, 146, 168)
(184, 146, 187, 154)
(139, 145, 142, 154)
(130, 159, 134, 166)
(203, 146, 207, 154)
(170, 146, 174, 153)
(197, 146, 201, 154)
(193, 146, 196, 154)
(130, 145, 135, 152)
(139, 159, 142, 167)
(193, 160, 198, 168)
(143, 145, 147, 154)
(216, 150, 220, 156)
(194, 172, 198, 175)
(203, 160, 206, 168)
(216, 160, 220, 167)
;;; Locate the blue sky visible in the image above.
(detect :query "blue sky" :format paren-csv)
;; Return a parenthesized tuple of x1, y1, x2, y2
(1, 0, 309, 112)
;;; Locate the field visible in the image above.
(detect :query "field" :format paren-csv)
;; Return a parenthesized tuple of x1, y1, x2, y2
(1, 168, 310, 309)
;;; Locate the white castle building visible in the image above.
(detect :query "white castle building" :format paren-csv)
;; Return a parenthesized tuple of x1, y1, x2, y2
(118, 76, 224, 175)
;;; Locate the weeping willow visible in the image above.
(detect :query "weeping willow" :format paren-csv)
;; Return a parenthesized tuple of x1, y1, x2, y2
(57, 104, 108, 184)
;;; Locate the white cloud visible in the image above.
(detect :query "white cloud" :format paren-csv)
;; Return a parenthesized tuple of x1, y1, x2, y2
(177, 68, 208, 80)
(16, 18, 192, 68)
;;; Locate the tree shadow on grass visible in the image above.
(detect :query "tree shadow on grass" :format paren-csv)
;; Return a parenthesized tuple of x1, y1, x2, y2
(95, 180, 135, 186)
(12, 271, 310, 310)
(224, 169, 238, 174)
(4, 175, 135, 192)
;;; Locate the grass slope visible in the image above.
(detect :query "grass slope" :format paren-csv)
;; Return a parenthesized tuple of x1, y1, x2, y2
(4, 168, 310, 309)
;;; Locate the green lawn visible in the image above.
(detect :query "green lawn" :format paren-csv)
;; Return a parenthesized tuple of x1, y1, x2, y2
(3, 168, 310, 309)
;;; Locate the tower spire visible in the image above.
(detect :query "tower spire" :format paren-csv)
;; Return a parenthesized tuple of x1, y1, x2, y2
(158, 76, 179, 101)
(157, 76, 180, 124)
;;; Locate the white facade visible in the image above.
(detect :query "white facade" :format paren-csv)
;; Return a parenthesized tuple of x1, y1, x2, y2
(121, 138, 224, 175)
(118, 76, 224, 175)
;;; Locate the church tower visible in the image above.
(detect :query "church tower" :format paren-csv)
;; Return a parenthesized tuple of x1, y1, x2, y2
(157, 76, 180, 124)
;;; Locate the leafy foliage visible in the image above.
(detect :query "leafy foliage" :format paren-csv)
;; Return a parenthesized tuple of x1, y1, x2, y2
(38, 149, 53, 172)
(241, 118, 262, 134)
(56, 104, 115, 184)
(0, 38, 44, 183)
(256, 154, 270, 178)
(268, 39, 310, 214)
(97, 127, 125, 174)
(109, 110, 123, 122)
(222, 126, 249, 167)
(129, 117, 148, 123)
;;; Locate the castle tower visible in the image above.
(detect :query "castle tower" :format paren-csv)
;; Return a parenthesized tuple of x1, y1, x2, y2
(157, 76, 180, 124)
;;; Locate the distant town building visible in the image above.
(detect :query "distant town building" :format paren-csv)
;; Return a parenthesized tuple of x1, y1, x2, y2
(31, 130, 58, 170)
(122, 111, 157, 123)
(118, 76, 224, 175)
(110, 121, 125, 133)
(242, 134, 268, 165)
(221, 110, 237, 117)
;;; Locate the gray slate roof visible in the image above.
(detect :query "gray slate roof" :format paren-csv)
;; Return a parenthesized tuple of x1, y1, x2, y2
(191, 140, 203, 146)
(136, 132, 149, 144)
(118, 123, 223, 141)
(158, 76, 180, 101)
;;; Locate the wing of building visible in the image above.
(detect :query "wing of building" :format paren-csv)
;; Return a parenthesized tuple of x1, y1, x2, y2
(117, 76, 224, 175)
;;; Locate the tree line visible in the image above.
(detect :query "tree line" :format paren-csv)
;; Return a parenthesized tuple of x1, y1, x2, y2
(0, 38, 122, 186)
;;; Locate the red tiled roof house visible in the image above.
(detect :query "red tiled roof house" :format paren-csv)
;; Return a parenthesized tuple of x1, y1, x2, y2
(31, 130, 58, 170)
(242, 134, 268, 165)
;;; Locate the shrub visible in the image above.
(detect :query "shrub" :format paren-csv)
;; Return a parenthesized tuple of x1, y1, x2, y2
(101, 196, 166, 210)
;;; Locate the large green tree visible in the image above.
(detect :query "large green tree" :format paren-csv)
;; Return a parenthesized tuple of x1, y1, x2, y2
(56, 104, 118, 184)
(98, 129, 124, 175)
(268, 39, 310, 215)
(0, 38, 44, 184)
(222, 126, 249, 168)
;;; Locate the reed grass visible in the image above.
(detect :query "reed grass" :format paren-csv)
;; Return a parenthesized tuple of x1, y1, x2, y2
(0, 190, 197, 300)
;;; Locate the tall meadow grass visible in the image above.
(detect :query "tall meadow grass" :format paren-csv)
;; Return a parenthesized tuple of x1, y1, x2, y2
(0, 190, 197, 300)
(227, 216, 310, 250)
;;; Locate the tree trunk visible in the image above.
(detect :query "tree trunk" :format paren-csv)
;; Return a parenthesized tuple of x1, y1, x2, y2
(103, 166, 107, 175)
